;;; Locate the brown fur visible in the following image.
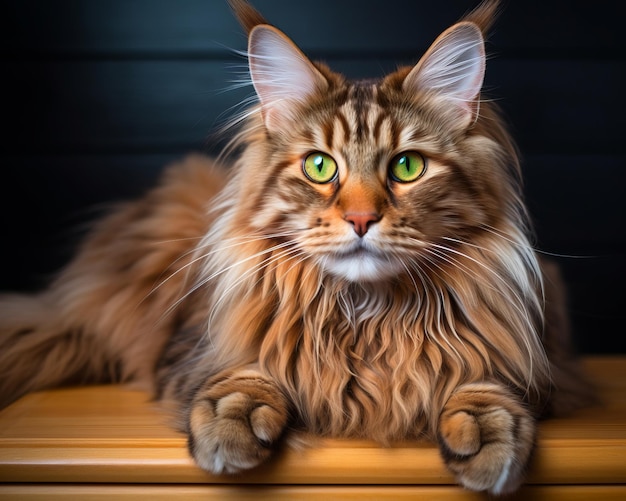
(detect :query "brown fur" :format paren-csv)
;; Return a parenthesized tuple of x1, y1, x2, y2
(0, 1, 593, 495)
(0, 156, 224, 404)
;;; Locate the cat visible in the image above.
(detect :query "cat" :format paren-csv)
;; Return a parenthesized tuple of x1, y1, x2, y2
(0, 0, 593, 495)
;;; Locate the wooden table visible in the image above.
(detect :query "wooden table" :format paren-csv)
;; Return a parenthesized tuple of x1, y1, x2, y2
(1, 356, 625, 500)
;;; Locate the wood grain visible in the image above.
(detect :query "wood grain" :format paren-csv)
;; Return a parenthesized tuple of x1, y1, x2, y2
(0, 356, 625, 493)
(1, 485, 626, 501)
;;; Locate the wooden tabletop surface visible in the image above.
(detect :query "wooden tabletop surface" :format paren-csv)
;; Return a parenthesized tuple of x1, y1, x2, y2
(0, 356, 624, 488)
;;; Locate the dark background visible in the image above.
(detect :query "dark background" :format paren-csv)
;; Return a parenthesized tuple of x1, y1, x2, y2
(1, 1, 624, 353)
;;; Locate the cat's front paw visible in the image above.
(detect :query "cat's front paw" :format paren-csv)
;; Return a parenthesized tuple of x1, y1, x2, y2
(188, 369, 289, 474)
(438, 382, 536, 495)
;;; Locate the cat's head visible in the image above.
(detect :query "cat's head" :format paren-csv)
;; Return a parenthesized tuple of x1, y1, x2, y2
(226, 1, 522, 284)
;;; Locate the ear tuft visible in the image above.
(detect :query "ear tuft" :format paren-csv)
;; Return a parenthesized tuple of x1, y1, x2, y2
(228, 0, 268, 35)
(403, 22, 485, 129)
(248, 26, 328, 132)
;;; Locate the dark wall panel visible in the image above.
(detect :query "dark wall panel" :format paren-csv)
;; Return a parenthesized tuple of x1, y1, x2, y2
(3, 1, 623, 54)
(3, 58, 624, 154)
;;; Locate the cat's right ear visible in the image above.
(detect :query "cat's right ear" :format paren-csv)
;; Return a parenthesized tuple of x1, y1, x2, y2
(248, 26, 328, 132)
(403, 21, 486, 130)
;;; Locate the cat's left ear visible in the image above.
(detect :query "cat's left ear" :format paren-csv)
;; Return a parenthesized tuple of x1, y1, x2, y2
(248, 25, 328, 132)
(403, 22, 485, 129)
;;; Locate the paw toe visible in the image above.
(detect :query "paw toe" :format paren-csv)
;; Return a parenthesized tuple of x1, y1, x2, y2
(250, 404, 287, 445)
(439, 411, 481, 457)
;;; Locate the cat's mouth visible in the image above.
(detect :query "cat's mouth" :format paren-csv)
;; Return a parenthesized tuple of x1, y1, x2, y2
(332, 239, 383, 259)
(335, 245, 373, 259)
(322, 243, 400, 282)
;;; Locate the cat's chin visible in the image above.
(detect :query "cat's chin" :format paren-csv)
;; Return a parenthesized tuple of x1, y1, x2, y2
(321, 251, 401, 283)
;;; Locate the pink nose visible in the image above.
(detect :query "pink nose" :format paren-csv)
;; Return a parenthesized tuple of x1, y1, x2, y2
(344, 212, 381, 237)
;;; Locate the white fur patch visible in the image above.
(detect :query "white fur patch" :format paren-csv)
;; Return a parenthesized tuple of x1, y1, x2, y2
(322, 250, 401, 282)
(492, 457, 513, 495)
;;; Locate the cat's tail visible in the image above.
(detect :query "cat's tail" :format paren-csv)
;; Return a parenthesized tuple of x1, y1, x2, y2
(0, 291, 117, 409)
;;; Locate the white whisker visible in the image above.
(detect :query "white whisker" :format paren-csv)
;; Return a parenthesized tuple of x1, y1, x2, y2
(407, 258, 465, 361)
(148, 229, 306, 325)
(205, 245, 305, 334)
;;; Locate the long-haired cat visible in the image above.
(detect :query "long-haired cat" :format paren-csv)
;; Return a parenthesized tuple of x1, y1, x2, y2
(0, 0, 592, 494)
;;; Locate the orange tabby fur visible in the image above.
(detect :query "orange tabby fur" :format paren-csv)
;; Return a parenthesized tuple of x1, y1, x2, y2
(0, 0, 592, 495)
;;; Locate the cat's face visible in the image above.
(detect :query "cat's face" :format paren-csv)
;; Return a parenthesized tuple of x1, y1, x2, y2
(237, 22, 509, 283)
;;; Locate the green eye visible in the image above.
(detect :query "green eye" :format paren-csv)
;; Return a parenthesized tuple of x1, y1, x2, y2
(303, 152, 338, 184)
(389, 152, 427, 183)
